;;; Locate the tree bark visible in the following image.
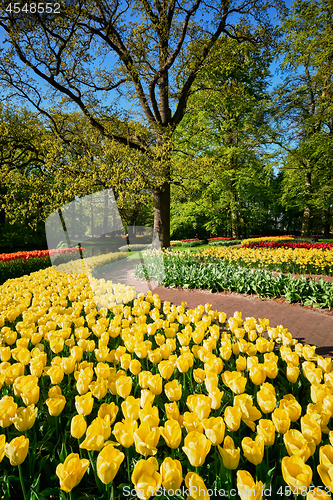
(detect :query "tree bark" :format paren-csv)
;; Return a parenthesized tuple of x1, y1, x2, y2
(152, 181, 170, 248)
(301, 171, 312, 237)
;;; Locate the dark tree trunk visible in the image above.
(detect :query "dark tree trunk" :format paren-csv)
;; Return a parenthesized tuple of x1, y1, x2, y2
(152, 181, 170, 248)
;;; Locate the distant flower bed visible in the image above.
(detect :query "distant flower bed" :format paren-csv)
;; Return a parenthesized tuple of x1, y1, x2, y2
(0, 247, 82, 263)
(207, 237, 236, 241)
(244, 242, 333, 250)
(241, 236, 294, 246)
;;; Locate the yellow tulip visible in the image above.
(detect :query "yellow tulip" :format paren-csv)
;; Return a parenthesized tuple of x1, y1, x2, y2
(202, 417, 225, 446)
(281, 456, 312, 493)
(208, 388, 223, 410)
(204, 374, 218, 393)
(62, 356, 76, 375)
(11, 405, 38, 432)
(236, 356, 247, 372)
(249, 364, 266, 385)
(256, 419, 275, 446)
(224, 406, 242, 432)
(158, 360, 175, 380)
(165, 402, 180, 421)
(241, 436, 264, 465)
(113, 418, 138, 448)
(236, 470, 263, 500)
(218, 436, 240, 469)
(301, 414, 322, 446)
(98, 402, 119, 424)
(116, 375, 133, 399)
(193, 368, 206, 384)
(182, 431, 211, 467)
(147, 374, 163, 395)
(129, 359, 142, 376)
(89, 378, 108, 399)
(164, 380, 182, 402)
(279, 395, 302, 422)
(160, 457, 182, 491)
(4, 435, 29, 466)
(122, 396, 141, 420)
(185, 472, 210, 500)
(56, 453, 89, 492)
(80, 418, 108, 451)
(234, 394, 262, 431)
(159, 420, 182, 449)
(96, 444, 124, 484)
(46, 395, 66, 417)
(222, 371, 247, 394)
(139, 371, 151, 389)
(0, 396, 17, 428)
(272, 408, 291, 434)
(139, 402, 159, 427)
(256, 387, 276, 414)
(284, 429, 316, 462)
(71, 415, 87, 439)
(319, 445, 333, 467)
(140, 390, 155, 408)
(183, 412, 203, 433)
(317, 463, 333, 493)
(134, 421, 160, 456)
(186, 395, 211, 421)
(287, 363, 299, 383)
(307, 402, 331, 433)
(75, 392, 94, 416)
(131, 457, 162, 500)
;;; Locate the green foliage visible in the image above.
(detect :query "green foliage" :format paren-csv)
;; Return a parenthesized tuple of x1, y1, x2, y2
(0, 257, 52, 285)
(134, 252, 333, 308)
(208, 239, 242, 246)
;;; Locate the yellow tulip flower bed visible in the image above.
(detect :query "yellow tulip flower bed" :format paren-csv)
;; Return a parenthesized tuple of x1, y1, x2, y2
(241, 236, 295, 246)
(198, 246, 333, 276)
(54, 250, 127, 274)
(1, 268, 333, 500)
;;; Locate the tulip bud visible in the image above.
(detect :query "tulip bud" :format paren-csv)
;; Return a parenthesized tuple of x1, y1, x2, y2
(71, 414, 87, 439)
(4, 436, 29, 466)
(56, 453, 89, 492)
(96, 444, 124, 484)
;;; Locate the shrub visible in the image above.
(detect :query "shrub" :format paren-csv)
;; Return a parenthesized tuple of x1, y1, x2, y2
(118, 244, 152, 252)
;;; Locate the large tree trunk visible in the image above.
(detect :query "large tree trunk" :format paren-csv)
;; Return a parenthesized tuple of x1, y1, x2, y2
(152, 181, 170, 249)
(301, 171, 312, 237)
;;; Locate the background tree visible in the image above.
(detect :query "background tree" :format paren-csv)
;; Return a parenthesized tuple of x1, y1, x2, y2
(0, 0, 280, 247)
(270, 0, 333, 236)
(171, 35, 275, 237)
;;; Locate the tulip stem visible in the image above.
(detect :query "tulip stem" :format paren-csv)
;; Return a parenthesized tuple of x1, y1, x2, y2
(18, 464, 28, 500)
(88, 450, 103, 493)
(126, 448, 131, 484)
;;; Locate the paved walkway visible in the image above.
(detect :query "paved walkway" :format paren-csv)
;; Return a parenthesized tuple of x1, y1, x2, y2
(98, 260, 333, 356)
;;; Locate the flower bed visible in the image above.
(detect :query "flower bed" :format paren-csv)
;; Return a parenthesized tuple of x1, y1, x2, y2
(241, 236, 295, 246)
(1, 268, 333, 499)
(207, 237, 237, 242)
(198, 246, 333, 276)
(0, 248, 82, 263)
(134, 250, 333, 308)
(243, 242, 333, 250)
